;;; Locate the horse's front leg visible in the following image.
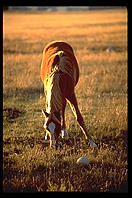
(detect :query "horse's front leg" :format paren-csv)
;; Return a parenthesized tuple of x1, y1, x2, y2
(61, 98, 69, 140)
(67, 92, 97, 148)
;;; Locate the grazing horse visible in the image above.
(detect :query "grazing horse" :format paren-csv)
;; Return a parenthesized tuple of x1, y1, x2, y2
(40, 41, 97, 148)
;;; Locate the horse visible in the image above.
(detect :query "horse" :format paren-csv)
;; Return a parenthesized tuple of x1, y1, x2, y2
(40, 41, 97, 148)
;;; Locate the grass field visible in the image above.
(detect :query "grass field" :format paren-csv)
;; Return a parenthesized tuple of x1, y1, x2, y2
(3, 9, 128, 192)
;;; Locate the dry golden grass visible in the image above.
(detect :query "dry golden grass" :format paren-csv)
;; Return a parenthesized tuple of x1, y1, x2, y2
(3, 9, 127, 192)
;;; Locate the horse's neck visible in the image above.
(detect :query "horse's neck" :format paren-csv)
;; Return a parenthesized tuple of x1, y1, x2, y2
(46, 72, 63, 114)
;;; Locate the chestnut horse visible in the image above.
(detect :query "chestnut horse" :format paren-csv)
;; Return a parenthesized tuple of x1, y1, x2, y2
(40, 41, 97, 148)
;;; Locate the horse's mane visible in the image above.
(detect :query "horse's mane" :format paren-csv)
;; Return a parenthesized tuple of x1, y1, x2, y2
(45, 68, 63, 114)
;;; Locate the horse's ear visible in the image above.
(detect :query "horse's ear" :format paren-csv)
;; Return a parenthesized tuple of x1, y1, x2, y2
(53, 55, 60, 66)
(42, 110, 50, 119)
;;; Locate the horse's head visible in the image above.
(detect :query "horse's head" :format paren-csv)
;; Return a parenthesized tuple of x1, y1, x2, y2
(42, 110, 61, 146)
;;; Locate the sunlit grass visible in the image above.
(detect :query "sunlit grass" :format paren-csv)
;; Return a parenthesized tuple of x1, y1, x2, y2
(3, 9, 127, 192)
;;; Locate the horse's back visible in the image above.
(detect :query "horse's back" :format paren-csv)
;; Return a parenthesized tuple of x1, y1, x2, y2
(44, 41, 74, 55)
(40, 41, 79, 86)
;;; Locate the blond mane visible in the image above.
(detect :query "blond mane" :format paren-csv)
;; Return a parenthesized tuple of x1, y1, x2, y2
(45, 67, 63, 114)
